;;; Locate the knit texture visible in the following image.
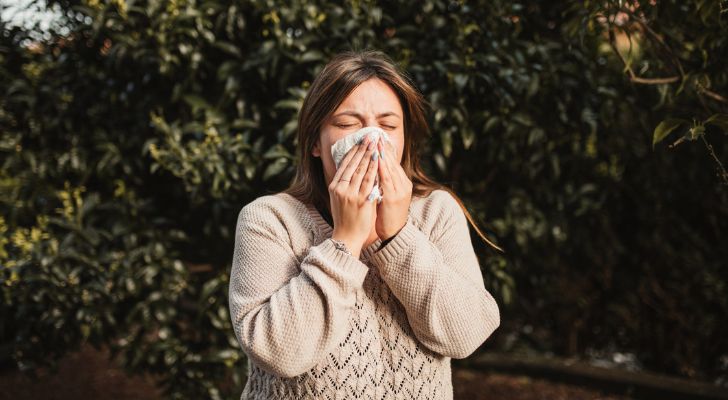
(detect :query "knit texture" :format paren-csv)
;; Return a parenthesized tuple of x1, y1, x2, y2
(228, 189, 500, 400)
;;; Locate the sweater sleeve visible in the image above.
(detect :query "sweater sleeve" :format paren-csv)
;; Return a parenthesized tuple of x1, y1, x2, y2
(228, 200, 370, 378)
(368, 193, 500, 359)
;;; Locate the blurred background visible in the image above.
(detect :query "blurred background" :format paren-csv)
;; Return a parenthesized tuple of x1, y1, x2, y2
(1, 0, 727, 399)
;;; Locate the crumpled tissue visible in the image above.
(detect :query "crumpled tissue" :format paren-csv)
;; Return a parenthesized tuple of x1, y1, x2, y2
(330, 126, 391, 203)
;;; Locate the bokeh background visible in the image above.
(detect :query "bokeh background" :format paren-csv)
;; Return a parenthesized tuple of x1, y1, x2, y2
(1, 0, 727, 399)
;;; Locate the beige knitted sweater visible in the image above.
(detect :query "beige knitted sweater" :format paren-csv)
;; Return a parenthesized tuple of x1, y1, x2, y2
(228, 189, 500, 400)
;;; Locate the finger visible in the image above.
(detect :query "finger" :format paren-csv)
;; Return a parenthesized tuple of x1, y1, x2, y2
(349, 138, 377, 195)
(382, 139, 404, 183)
(331, 140, 361, 185)
(359, 143, 379, 200)
(377, 139, 395, 195)
(383, 140, 398, 185)
(339, 136, 371, 184)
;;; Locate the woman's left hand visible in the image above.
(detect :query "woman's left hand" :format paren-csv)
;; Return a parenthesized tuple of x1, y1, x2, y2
(375, 138, 412, 241)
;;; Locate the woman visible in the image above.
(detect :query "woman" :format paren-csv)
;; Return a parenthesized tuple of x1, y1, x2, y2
(229, 49, 501, 400)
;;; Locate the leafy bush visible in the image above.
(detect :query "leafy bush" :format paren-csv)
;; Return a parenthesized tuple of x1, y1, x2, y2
(1, 0, 726, 398)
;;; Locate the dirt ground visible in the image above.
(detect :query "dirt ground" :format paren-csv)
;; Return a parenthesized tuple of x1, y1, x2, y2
(0, 345, 626, 400)
(452, 368, 625, 400)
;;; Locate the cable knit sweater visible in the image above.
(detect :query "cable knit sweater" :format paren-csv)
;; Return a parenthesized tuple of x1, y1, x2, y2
(228, 189, 501, 400)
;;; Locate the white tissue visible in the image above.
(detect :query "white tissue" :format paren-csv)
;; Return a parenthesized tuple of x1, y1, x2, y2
(330, 126, 391, 203)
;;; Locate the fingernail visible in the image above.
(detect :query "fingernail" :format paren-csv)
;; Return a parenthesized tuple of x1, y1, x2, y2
(372, 151, 378, 161)
(380, 149, 385, 159)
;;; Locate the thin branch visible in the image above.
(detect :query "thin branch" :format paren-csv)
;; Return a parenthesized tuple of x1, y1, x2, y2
(695, 81, 728, 104)
(630, 75, 679, 84)
(700, 134, 728, 186)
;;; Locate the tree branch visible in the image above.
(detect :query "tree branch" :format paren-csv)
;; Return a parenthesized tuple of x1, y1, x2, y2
(607, 27, 678, 85)
(700, 134, 728, 186)
(695, 81, 728, 104)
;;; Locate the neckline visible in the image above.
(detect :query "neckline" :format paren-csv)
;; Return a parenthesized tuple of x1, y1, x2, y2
(278, 192, 384, 262)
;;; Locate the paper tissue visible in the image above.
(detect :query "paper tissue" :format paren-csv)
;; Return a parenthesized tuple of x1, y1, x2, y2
(330, 126, 391, 203)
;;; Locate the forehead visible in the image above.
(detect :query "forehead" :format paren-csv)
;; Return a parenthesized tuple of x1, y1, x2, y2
(333, 78, 402, 115)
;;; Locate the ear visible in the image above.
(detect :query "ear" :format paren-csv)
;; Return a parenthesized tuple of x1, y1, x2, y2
(312, 137, 321, 157)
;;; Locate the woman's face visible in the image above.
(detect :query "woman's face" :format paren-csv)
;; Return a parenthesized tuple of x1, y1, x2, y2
(313, 77, 404, 187)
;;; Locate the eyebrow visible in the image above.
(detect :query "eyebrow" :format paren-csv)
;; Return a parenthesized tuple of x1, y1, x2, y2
(332, 111, 401, 119)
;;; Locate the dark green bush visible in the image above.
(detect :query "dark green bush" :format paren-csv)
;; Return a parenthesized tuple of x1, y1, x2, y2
(1, 0, 726, 398)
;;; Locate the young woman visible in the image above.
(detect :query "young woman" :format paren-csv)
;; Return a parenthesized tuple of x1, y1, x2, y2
(229, 49, 502, 400)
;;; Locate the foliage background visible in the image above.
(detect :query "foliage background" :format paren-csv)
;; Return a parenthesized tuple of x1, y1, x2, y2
(1, 0, 727, 398)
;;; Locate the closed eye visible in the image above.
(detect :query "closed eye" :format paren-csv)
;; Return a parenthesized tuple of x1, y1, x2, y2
(336, 123, 396, 130)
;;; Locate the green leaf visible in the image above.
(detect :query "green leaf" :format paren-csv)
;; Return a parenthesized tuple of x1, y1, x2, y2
(262, 143, 291, 159)
(273, 99, 301, 110)
(299, 50, 324, 62)
(183, 94, 211, 110)
(262, 158, 288, 181)
(462, 127, 475, 149)
(705, 114, 728, 132)
(652, 118, 688, 149)
(453, 74, 468, 91)
(483, 116, 500, 133)
(687, 125, 705, 141)
(440, 129, 453, 158)
(212, 41, 241, 58)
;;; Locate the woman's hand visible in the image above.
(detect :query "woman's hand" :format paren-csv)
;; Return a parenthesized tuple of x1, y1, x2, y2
(375, 138, 412, 241)
(329, 136, 380, 258)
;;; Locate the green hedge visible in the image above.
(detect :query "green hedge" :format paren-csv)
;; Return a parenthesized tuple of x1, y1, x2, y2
(1, 0, 726, 398)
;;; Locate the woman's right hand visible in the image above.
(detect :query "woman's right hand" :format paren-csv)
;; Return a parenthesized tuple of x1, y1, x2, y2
(329, 135, 380, 258)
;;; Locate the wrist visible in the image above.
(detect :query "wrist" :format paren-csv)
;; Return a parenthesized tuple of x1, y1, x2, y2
(382, 222, 406, 242)
(330, 233, 361, 259)
(379, 235, 395, 248)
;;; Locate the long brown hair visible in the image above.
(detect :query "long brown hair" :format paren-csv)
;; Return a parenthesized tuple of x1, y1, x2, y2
(284, 49, 503, 253)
